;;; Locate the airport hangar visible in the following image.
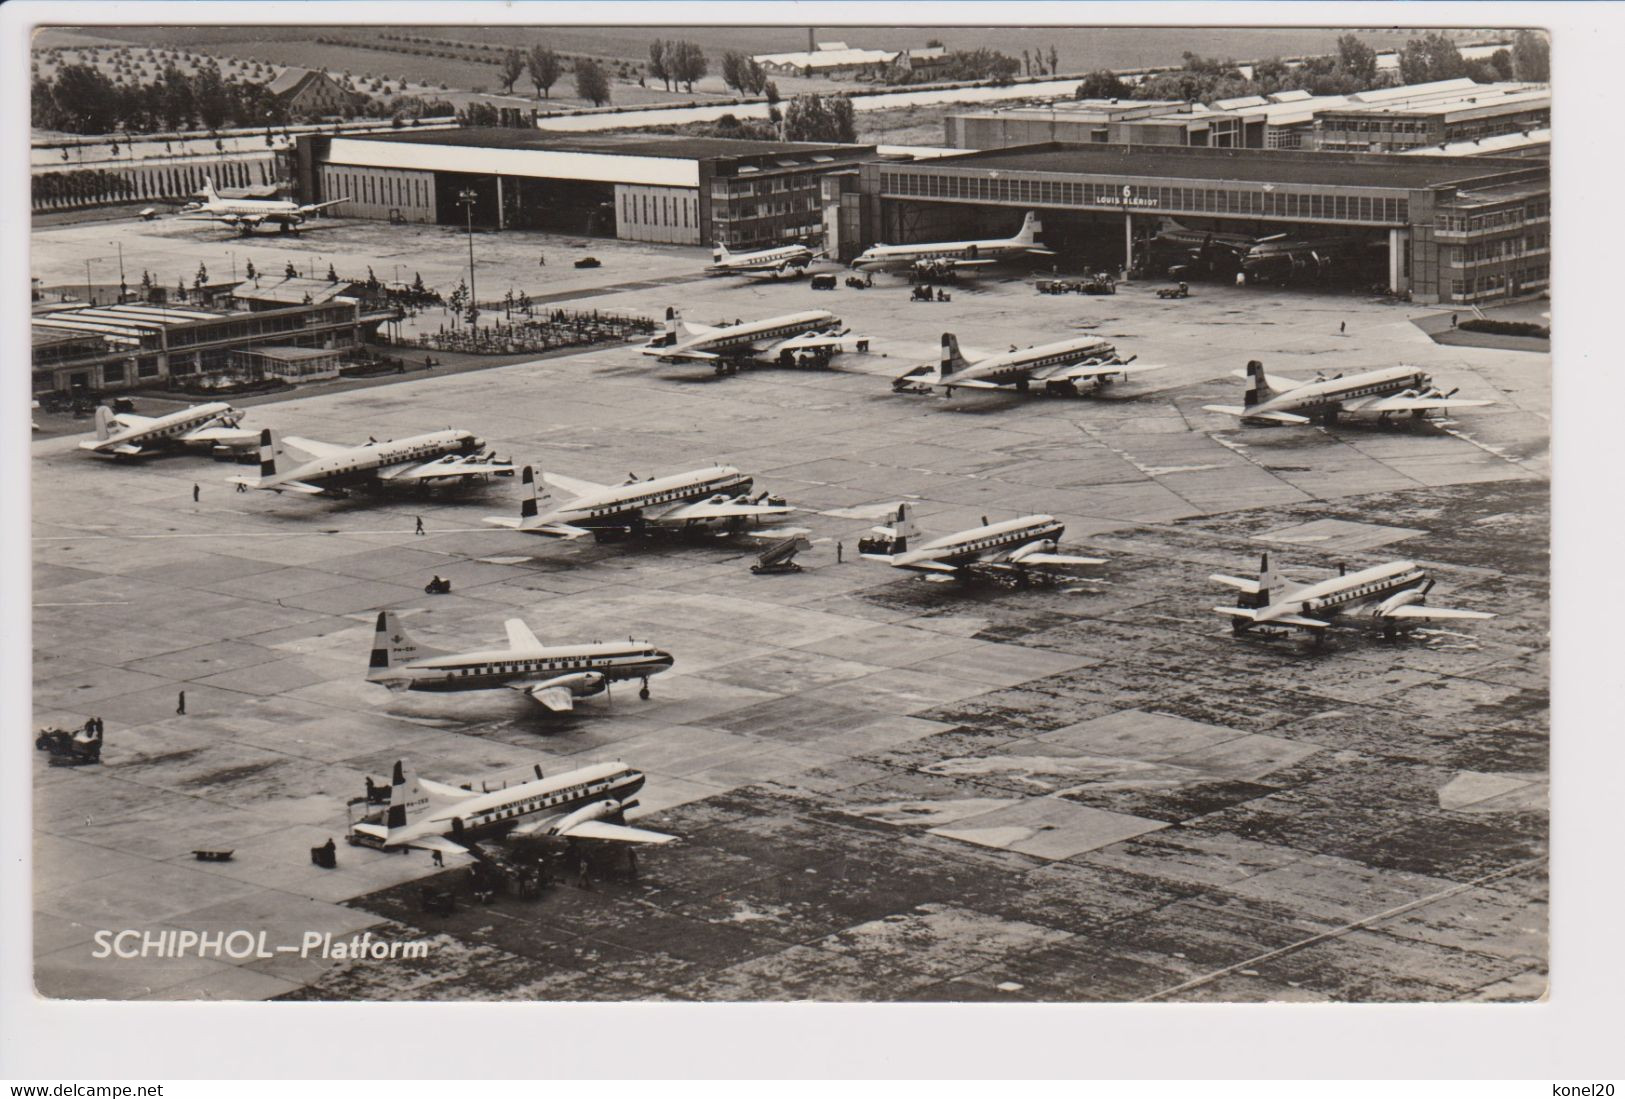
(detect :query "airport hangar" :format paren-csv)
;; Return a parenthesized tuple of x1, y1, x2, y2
(835, 142, 1549, 305)
(292, 128, 876, 249)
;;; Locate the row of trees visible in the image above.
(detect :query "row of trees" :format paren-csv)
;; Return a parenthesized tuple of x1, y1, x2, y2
(648, 39, 708, 93)
(1077, 32, 1549, 106)
(883, 48, 1024, 86)
(720, 50, 771, 96)
(33, 61, 288, 135)
(690, 91, 858, 145)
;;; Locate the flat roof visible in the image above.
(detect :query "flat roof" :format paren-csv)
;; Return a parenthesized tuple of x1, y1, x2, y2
(238, 344, 339, 361)
(343, 128, 863, 162)
(910, 143, 1543, 191)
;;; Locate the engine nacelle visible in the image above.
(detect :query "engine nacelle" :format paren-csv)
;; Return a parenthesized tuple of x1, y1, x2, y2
(1375, 589, 1425, 617)
(550, 798, 625, 836)
(1007, 539, 1058, 562)
(532, 671, 607, 700)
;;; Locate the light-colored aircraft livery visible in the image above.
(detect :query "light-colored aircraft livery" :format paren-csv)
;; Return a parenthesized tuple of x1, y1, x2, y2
(1205, 360, 1493, 425)
(366, 610, 674, 709)
(706, 241, 819, 278)
(78, 401, 254, 457)
(860, 504, 1106, 583)
(180, 176, 348, 234)
(895, 332, 1162, 396)
(485, 465, 794, 541)
(349, 759, 675, 856)
(642, 307, 866, 373)
(1211, 554, 1495, 639)
(850, 211, 1055, 277)
(231, 428, 513, 495)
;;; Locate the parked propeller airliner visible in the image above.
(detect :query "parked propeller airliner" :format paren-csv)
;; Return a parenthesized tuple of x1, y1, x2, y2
(859, 504, 1105, 583)
(350, 759, 675, 857)
(706, 241, 820, 278)
(894, 333, 1162, 397)
(642, 307, 867, 373)
(1211, 553, 1495, 640)
(851, 211, 1055, 277)
(79, 402, 254, 457)
(1204, 360, 1493, 426)
(485, 465, 793, 541)
(231, 428, 513, 495)
(180, 177, 348, 234)
(365, 610, 674, 710)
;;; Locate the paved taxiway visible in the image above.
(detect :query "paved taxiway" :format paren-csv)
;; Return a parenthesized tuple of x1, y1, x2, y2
(33, 219, 1549, 1001)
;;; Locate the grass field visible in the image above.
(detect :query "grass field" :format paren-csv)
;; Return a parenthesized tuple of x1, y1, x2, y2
(46, 25, 1504, 76)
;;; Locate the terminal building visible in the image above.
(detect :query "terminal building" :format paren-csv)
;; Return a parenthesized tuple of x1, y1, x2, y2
(31, 282, 395, 396)
(294, 129, 876, 248)
(843, 142, 1548, 304)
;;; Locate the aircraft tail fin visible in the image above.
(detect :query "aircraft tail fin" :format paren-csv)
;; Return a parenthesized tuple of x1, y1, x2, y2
(384, 760, 431, 839)
(891, 502, 920, 550)
(1259, 552, 1285, 602)
(202, 176, 220, 203)
(367, 610, 443, 679)
(937, 332, 968, 382)
(1242, 360, 1277, 409)
(93, 404, 114, 441)
(519, 466, 539, 521)
(256, 428, 282, 477)
(1015, 211, 1042, 243)
(712, 244, 730, 262)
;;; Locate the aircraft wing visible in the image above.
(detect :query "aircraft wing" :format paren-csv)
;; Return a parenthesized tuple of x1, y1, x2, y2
(894, 559, 960, 574)
(380, 455, 515, 482)
(282, 435, 349, 460)
(1007, 552, 1108, 567)
(651, 500, 795, 523)
(1228, 367, 1303, 392)
(560, 820, 676, 844)
(405, 833, 473, 857)
(525, 686, 575, 712)
(642, 344, 718, 362)
(1038, 361, 1163, 383)
(759, 331, 849, 355)
(1024, 247, 1058, 257)
(483, 516, 595, 538)
(300, 198, 349, 214)
(1213, 606, 1329, 629)
(183, 425, 256, 445)
(250, 478, 326, 494)
(936, 378, 1006, 390)
(1340, 395, 1496, 415)
(1209, 573, 1263, 594)
(541, 471, 609, 497)
(504, 619, 542, 650)
(1380, 605, 1496, 622)
(419, 778, 480, 800)
(1202, 404, 1313, 425)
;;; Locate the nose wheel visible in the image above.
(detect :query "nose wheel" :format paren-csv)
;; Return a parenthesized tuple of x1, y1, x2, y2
(639, 677, 651, 701)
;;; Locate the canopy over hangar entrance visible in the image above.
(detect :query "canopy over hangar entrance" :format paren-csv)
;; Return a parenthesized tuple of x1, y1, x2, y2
(856, 143, 1548, 303)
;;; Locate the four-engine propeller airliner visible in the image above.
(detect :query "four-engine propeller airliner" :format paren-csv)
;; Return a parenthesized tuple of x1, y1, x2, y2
(79, 402, 255, 457)
(1204, 360, 1493, 426)
(366, 610, 674, 709)
(859, 504, 1105, 583)
(642, 307, 867, 373)
(231, 428, 514, 495)
(893, 333, 1162, 397)
(485, 465, 794, 541)
(1211, 554, 1495, 641)
(706, 241, 820, 278)
(851, 211, 1055, 277)
(180, 177, 349, 235)
(350, 759, 675, 857)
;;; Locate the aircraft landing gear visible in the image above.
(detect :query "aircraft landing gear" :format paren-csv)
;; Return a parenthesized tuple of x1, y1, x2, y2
(639, 677, 651, 701)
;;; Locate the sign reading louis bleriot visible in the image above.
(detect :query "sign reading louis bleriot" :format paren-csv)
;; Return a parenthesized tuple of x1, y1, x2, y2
(1111, 184, 1160, 208)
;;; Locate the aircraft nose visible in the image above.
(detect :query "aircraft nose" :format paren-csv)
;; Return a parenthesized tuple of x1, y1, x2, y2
(653, 650, 675, 671)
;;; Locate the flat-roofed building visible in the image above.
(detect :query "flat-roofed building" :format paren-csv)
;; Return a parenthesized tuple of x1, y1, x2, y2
(753, 42, 900, 79)
(1313, 81, 1549, 153)
(295, 128, 876, 249)
(850, 142, 1547, 303)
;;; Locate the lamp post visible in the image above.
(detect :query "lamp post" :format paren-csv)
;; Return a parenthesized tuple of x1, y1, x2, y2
(110, 240, 125, 302)
(458, 187, 479, 328)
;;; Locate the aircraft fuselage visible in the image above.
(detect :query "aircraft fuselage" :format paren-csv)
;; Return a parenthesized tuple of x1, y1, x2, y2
(388, 762, 649, 848)
(1250, 366, 1429, 421)
(270, 430, 482, 490)
(374, 639, 674, 694)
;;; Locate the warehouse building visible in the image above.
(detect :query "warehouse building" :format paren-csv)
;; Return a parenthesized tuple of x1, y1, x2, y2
(294, 129, 876, 248)
(1311, 79, 1549, 152)
(848, 142, 1548, 304)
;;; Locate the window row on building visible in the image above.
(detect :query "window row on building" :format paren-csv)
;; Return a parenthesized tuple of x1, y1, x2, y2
(1448, 263, 1549, 301)
(879, 169, 1410, 225)
(1435, 199, 1549, 235)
